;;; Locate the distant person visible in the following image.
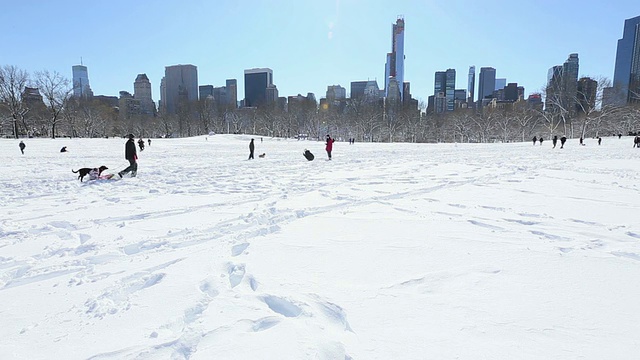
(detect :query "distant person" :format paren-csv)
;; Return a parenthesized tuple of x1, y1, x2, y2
(560, 136, 567, 149)
(138, 138, 145, 151)
(532, 136, 537, 145)
(260, 137, 263, 143)
(552, 135, 558, 148)
(118, 134, 138, 178)
(325, 134, 335, 160)
(148, 138, 151, 146)
(60, 146, 67, 153)
(303, 149, 314, 161)
(579, 136, 584, 146)
(539, 137, 544, 146)
(634, 135, 640, 148)
(598, 137, 602, 145)
(19, 140, 25, 155)
(619, 134, 622, 139)
(248, 138, 255, 160)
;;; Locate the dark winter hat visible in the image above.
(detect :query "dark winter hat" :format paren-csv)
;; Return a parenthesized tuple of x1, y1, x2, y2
(128, 134, 135, 139)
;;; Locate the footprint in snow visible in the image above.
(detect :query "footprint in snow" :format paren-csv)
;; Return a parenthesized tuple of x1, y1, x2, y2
(227, 263, 245, 288)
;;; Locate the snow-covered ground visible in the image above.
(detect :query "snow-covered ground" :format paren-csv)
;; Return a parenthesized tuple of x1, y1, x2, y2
(1, 134, 639, 359)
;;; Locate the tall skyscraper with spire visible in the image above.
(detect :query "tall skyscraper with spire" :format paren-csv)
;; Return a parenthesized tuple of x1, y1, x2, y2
(384, 17, 405, 101)
(72, 64, 93, 98)
(467, 66, 475, 105)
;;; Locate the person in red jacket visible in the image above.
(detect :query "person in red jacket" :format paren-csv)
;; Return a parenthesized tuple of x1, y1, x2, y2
(325, 135, 335, 160)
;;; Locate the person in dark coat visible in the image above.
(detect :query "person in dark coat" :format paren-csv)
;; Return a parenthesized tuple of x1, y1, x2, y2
(598, 137, 602, 145)
(19, 140, 25, 155)
(138, 138, 145, 151)
(539, 137, 544, 145)
(560, 136, 567, 149)
(248, 138, 255, 160)
(118, 134, 138, 178)
(60, 146, 67, 152)
(303, 149, 314, 161)
(579, 136, 584, 146)
(532, 136, 537, 145)
(148, 138, 151, 146)
(325, 135, 335, 160)
(634, 135, 640, 148)
(552, 135, 558, 148)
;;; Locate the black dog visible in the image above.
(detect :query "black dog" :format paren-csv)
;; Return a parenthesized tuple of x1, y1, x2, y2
(72, 166, 108, 182)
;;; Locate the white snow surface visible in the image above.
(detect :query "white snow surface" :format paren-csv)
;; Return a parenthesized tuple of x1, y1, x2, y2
(1, 135, 639, 360)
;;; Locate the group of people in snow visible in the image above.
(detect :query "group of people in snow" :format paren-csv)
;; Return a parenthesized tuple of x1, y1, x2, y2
(248, 134, 335, 161)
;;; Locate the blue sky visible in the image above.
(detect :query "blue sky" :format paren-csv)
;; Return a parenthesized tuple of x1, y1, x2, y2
(0, 0, 636, 105)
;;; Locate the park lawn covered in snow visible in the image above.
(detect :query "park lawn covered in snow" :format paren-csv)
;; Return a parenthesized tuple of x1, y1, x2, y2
(1, 134, 639, 359)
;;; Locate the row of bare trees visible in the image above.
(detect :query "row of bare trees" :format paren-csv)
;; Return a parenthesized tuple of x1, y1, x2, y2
(0, 65, 74, 138)
(2, 64, 640, 142)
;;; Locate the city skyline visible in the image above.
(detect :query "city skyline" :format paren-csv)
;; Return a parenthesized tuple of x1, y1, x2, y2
(0, 1, 636, 105)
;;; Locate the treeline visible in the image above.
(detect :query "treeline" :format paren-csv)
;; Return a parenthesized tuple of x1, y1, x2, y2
(2, 64, 639, 142)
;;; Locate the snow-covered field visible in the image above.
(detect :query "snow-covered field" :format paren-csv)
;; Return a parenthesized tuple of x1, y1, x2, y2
(1, 134, 639, 359)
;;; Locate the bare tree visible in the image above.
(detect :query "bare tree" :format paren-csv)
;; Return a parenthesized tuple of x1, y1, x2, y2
(510, 104, 540, 142)
(34, 70, 72, 138)
(0, 65, 30, 138)
(471, 108, 498, 143)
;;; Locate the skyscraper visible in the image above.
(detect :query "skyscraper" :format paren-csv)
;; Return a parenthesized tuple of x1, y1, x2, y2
(433, 69, 455, 112)
(350, 81, 368, 100)
(384, 17, 405, 100)
(162, 64, 198, 114)
(226, 79, 238, 108)
(244, 68, 273, 107)
(199, 85, 214, 100)
(494, 78, 507, 91)
(134, 74, 155, 115)
(467, 66, 475, 104)
(445, 69, 456, 111)
(563, 53, 579, 117)
(504, 83, 521, 102)
(545, 65, 564, 111)
(265, 85, 279, 104)
(478, 67, 496, 106)
(577, 77, 598, 113)
(72, 65, 93, 98)
(434, 71, 446, 98)
(613, 15, 640, 103)
(326, 85, 347, 102)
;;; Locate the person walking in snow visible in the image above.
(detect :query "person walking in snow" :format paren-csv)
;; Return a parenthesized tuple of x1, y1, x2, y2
(598, 137, 602, 145)
(248, 138, 255, 160)
(552, 135, 558, 148)
(539, 137, 544, 146)
(325, 135, 335, 160)
(19, 140, 25, 155)
(138, 138, 145, 151)
(532, 136, 537, 145)
(560, 136, 567, 149)
(118, 134, 138, 178)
